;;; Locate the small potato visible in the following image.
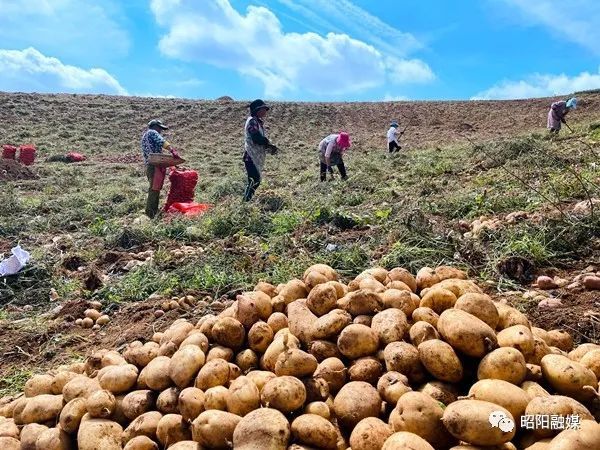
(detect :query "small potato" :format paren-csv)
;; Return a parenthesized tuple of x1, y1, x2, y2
(541, 354, 598, 402)
(354, 315, 372, 326)
(437, 309, 498, 358)
(207, 345, 234, 362)
(255, 281, 278, 297)
(304, 401, 330, 419)
(312, 309, 352, 341)
(467, 379, 529, 421)
(19, 423, 48, 450)
(122, 411, 163, 443)
(545, 329, 574, 352)
(237, 291, 272, 326)
(233, 407, 291, 450)
(409, 321, 439, 346)
(261, 376, 306, 412)
(0, 418, 19, 439)
(191, 411, 241, 449)
(261, 330, 300, 372)
(124, 342, 159, 368)
(338, 324, 380, 359)
(307, 340, 341, 361)
(247, 321, 274, 353)
(383, 342, 426, 384)
(527, 337, 553, 366)
(382, 432, 434, 450)
(167, 441, 201, 450)
(442, 400, 515, 446)
(194, 358, 231, 390)
(275, 349, 318, 377)
(226, 376, 260, 417)
(418, 381, 459, 406)
(156, 414, 191, 448)
(411, 307, 439, 327)
(123, 436, 159, 450)
(497, 325, 535, 357)
(279, 279, 309, 304)
(307, 283, 338, 316)
(50, 371, 80, 395)
(157, 387, 180, 415)
(477, 347, 527, 384)
(303, 377, 330, 403)
(62, 376, 101, 402)
(349, 357, 383, 385)
(236, 349, 259, 372)
(178, 388, 205, 423)
(416, 267, 441, 291)
(266, 313, 288, 334)
(454, 293, 499, 329)
(349, 417, 393, 450)
(580, 349, 600, 378)
(313, 358, 347, 394)
(87, 390, 116, 418)
(494, 302, 531, 330)
(520, 381, 550, 399)
(377, 372, 412, 406)
(84, 309, 102, 321)
(198, 316, 218, 340)
(179, 331, 209, 353)
(371, 308, 409, 345)
(526, 363, 543, 381)
(380, 289, 416, 316)
(122, 390, 156, 421)
(169, 346, 206, 389)
(211, 317, 245, 349)
(203, 386, 229, 411)
(419, 287, 457, 314)
(337, 290, 383, 315)
(0, 437, 19, 450)
(333, 381, 381, 430)
(291, 414, 338, 449)
(418, 339, 463, 383)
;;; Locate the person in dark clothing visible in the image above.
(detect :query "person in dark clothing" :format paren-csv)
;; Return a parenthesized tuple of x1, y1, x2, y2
(243, 99, 278, 201)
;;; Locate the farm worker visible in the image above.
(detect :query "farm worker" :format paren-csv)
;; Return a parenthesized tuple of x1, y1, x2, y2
(318, 132, 351, 181)
(141, 119, 179, 218)
(387, 121, 403, 152)
(547, 97, 577, 134)
(243, 99, 279, 201)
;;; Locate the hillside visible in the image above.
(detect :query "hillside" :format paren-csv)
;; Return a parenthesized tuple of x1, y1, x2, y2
(1, 91, 600, 395)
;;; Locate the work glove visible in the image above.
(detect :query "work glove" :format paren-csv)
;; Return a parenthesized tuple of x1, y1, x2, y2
(268, 144, 279, 155)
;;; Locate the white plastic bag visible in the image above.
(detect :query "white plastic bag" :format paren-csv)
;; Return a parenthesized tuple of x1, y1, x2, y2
(0, 245, 31, 276)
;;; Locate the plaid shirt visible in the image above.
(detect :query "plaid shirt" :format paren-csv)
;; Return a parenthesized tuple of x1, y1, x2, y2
(141, 129, 165, 164)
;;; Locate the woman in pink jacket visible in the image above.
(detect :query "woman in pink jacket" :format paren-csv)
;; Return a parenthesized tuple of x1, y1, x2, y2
(547, 97, 577, 134)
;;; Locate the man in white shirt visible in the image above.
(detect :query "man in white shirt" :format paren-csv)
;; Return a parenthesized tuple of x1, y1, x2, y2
(387, 121, 403, 153)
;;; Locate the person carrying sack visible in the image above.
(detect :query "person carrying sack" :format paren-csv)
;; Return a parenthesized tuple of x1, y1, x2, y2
(141, 119, 180, 218)
(318, 132, 351, 181)
(387, 121, 403, 152)
(547, 97, 577, 134)
(243, 99, 279, 201)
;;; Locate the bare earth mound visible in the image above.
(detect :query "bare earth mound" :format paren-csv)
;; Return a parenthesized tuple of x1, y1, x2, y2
(0, 159, 37, 181)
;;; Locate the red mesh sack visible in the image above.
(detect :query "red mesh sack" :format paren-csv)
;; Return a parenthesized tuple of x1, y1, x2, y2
(18, 145, 37, 166)
(164, 169, 198, 211)
(167, 202, 211, 216)
(2, 145, 17, 160)
(66, 152, 86, 162)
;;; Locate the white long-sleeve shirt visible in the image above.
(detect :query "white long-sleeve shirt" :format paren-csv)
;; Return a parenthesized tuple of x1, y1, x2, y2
(387, 126, 399, 144)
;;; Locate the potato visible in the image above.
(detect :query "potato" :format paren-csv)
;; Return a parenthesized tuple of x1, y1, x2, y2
(388, 268, 417, 292)
(167, 441, 202, 450)
(11, 396, 28, 425)
(78, 418, 123, 450)
(437, 309, 498, 357)
(411, 307, 439, 327)
(435, 265, 468, 281)
(169, 346, 205, 389)
(289, 414, 337, 449)
(545, 329, 573, 352)
(313, 357, 348, 394)
(141, 356, 172, 392)
(418, 339, 463, 383)
(525, 395, 594, 438)
(338, 324, 380, 359)
(49, 371, 79, 396)
(226, 376, 260, 416)
(494, 302, 531, 330)
(377, 372, 411, 405)
(238, 291, 272, 325)
(313, 309, 352, 341)
(261, 330, 301, 371)
(333, 381, 381, 430)
(271, 295, 286, 313)
(348, 417, 393, 450)
(279, 279, 309, 304)
(122, 411, 163, 443)
(156, 387, 180, 414)
(528, 337, 553, 366)
(442, 400, 515, 446)
(579, 349, 600, 378)
(0, 418, 19, 439)
(211, 317, 246, 349)
(235, 349, 259, 372)
(19, 423, 48, 450)
(255, 280, 278, 297)
(546, 419, 600, 449)
(86, 390, 116, 418)
(381, 289, 416, 316)
(521, 381, 550, 399)
(203, 386, 229, 411)
(497, 325, 535, 356)
(354, 315, 372, 326)
(245, 370, 277, 394)
(156, 414, 191, 447)
(267, 313, 288, 334)
(304, 271, 330, 291)
(454, 293, 499, 329)
(98, 364, 139, 394)
(24, 374, 54, 397)
(233, 407, 290, 450)
(194, 358, 232, 390)
(35, 427, 71, 450)
(20, 394, 63, 424)
(122, 390, 155, 421)
(349, 357, 383, 385)
(382, 432, 435, 450)
(191, 410, 242, 449)
(177, 388, 205, 423)
(371, 309, 409, 345)
(247, 321, 274, 353)
(467, 379, 529, 420)
(304, 377, 330, 403)
(477, 347, 527, 384)
(307, 340, 341, 361)
(526, 363, 543, 381)
(161, 321, 195, 347)
(63, 376, 101, 402)
(337, 290, 383, 315)
(418, 381, 459, 406)
(124, 342, 159, 368)
(304, 401, 331, 419)
(419, 287, 457, 314)
(568, 343, 600, 361)
(158, 342, 178, 357)
(433, 278, 482, 297)
(261, 376, 306, 412)
(206, 345, 234, 362)
(416, 267, 441, 291)
(275, 349, 318, 377)
(383, 342, 426, 383)
(307, 283, 339, 316)
(0, 437, 19, 450)
(180, 331, 209, 353)
(123, 435, 159, 450)
(541, 354, 598, 402)
(409, 321, 440, 346)
(198, 316, 218, 339)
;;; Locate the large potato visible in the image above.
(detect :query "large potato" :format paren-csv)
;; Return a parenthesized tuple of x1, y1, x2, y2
(383, 342, 426, 383)
(390, 392, 454, 448)
(349, 357, 383, 385)
(78, 418, 123, 450)
(525, 395, 594, 438)
(275, 349, 318, 378)
(528, 337, 553, 366)
(203, 386, 229, 411)
(192, 410, 242, 449)
(237, 291, 272, 327)
(437, 309, 498, 357)
(124, 342, 159, 368)
(307, 283, 338, 316)
(194, 358, 232, 390)
(50, 371, 80, 395)
(521, 381, 550, 399)
(63, 376, 101, 402)
(291, 414, 338, 449)
(454, 293, 499, 329)
(411, 307, 439, 328)
(160, 321, 195, 347)
(349, 417, 393, 450)
(169, 346, 205, 389)
(416, 267, 441, 291)
(122, 390, 155, 420)
(477, 347, 527, 384)
(266, 313, 288, 334)
(545, 329, 573, 352)
(409, 321, 440, 346)
(580, 349, 600, 378)
(377, 372, 412, 406)
(245, 370, 277, 394)
(418, 339, 463, 383)
(279, 279, 308, 304)
(261, 329, 301, 371)
(247, 321, 274, 353)
(333, 381, 381, 430)
(337, 324, 379, 359)
(546, 419, 600, 449)
(156, 414, 191, 448)
(313, 309, 352, 341)
(541, 354, 598, 402)
(233, 407, 290, 450)
(0, 437, 19, 450)
(98, 364, 139, 394)
(86, 390, 116, 419)
(141, 356, 172, 392)
(337, 290, 383, 315)
(308, 340, 342, 361)
(0, 418, 19, 439)
(442, 400, 515, 446)
(156, 387, 180, 415)
(20, 394, 64, 424)
(419, 287, 457, 314)
(304, 401, 331, 418)
(261, 376, 306, 412)
(388, 268, 417, 292)
(122, 411, 163, 443)
(497, 325, 534, 356)
(381, 289, 416, 316)
(568, 343, 600, 361)
(24, 374, 54, 398)
(226, 376, 260, 416)
(255, 280, 278, 297)
(382, 432, 435, 450)
(371, 309, 409, 345)
(467, 379, 529, 421)
(494, 302, 530, 330)
(211, 317, 245, 349)
(19, 423, 48, 450)
(178, 387, 205, 423)
(36, 427, 72, 450)
(58, 398, 87, 433)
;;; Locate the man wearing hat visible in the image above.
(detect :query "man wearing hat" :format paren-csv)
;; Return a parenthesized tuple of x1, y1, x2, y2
(547, 97, 577, 134)
(141, 119, 179, 218)
(387, 121, 403, 153)
(318, 132, 351, 181)
(243, 99, 279, 201)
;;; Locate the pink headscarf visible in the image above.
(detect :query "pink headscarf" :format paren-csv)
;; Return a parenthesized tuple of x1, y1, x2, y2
(336, 132, 351, 151)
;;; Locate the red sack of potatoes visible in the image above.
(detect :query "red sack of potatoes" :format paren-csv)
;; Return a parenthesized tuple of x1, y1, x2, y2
(18, 144, 37, 165)
(164, 169, 198, 211)
(2, 145, 17, 160)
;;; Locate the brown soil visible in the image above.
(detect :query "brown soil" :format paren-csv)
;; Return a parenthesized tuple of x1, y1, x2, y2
(0, 159, 38, 181)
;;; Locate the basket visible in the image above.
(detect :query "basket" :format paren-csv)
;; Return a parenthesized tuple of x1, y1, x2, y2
(148, 153, 186, 167)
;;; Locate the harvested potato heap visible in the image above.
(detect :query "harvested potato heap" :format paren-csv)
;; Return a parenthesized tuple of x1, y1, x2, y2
(2, 264, 600, 450)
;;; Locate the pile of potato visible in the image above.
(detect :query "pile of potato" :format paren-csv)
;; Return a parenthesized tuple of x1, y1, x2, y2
(74, 303, 110, 330)
(1, 264, 600, 450)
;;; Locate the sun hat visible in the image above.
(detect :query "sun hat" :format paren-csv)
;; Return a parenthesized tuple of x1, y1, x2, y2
(248, 99, 270, 115)
(148, 119, 168, 130)
(337, 132, 351, 149)
(566, 97, 578, 109)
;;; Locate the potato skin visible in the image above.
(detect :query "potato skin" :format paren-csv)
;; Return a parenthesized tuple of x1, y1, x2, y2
(226, 376, 260, 417)
(337, 324, 380, 359)
(477, 347, 527, 384)
(437, 309, 498, 357)
(291, 414, 338, 449)
(467, 379, 529, 421)
(261, 376, 307, 412)
(382, 432, 435, 450)
(191, 411, 242, 449)
(418, 339, 463, 383)
(333, 381, 382, 430)
(371, 309, 409, 345)
(383, 342, 426, 383)
(454, 293, 499, 329)
(541, 354, 598, 402)
(78, 418, 123, 450)
(233, 408, 290, 450)
(409, 321, 439, 346)
(349, 417, 393, 450)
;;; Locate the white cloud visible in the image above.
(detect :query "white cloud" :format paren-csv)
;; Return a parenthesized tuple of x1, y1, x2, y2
(150, 0, 433, 98)
(496, 0, 600, 54)
(0, 48, 127, 95)
(0, 0, 130, 62)
(472, 67, 600, 100)
(383, 93, 409, 102)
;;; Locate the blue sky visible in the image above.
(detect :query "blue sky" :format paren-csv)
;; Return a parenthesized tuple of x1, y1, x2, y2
(0, 0, 598, 101)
